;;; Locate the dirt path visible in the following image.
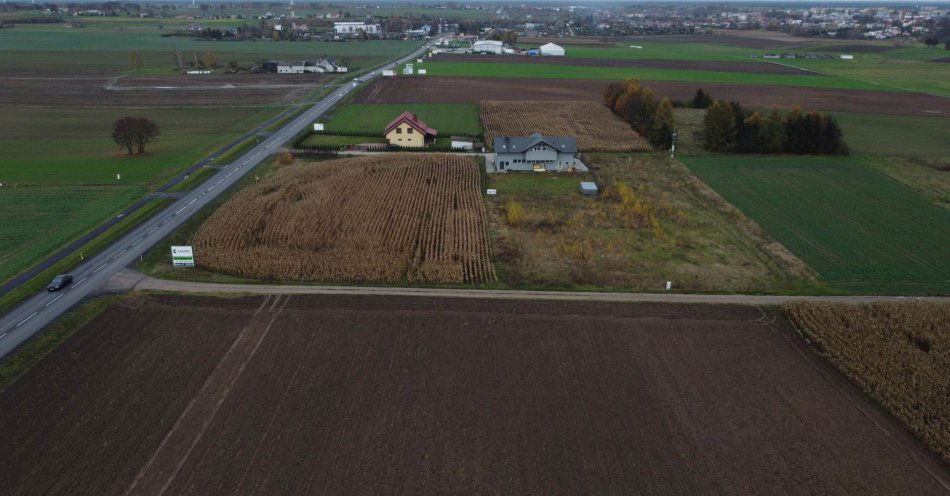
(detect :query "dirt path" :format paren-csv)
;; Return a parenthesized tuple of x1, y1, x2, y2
(124, 294, 290, 496)
(127, 272, 949, 305)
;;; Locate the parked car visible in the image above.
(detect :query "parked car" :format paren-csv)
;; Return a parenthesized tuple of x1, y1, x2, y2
(47, 274, 73, 291)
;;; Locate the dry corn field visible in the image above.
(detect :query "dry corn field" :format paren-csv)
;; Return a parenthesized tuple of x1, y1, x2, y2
(784, 300, 950, 464)
(193, 154, 496, 284)
(480, 100, 651, 152)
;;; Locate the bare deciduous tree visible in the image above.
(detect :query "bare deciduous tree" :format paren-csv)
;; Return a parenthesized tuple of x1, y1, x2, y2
(112, 117, 161, 156)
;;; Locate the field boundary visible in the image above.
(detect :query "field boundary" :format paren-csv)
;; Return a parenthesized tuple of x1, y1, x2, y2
(126, 272, 950, 305)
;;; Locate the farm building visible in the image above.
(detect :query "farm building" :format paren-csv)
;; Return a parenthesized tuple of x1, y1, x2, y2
(579, 182, 598, 196)
(334, 22, 380, 35)
(540, 43, 565, 56)
(493, 133, 577, 172)
(385, 112, 438, 148)
(472, 40, 504, 54)
(451, 136, 474, 150)
(267, 59, 346, 74)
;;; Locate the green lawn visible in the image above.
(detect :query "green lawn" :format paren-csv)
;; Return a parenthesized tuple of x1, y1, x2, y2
(557, 42, 761, 62)
(324, 103, 482, 136)
(684, 155, 950, 295)
(0, 185, 143, 283)
(419, 61, 898, 92)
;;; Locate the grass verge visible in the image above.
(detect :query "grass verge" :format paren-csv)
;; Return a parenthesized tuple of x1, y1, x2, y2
(0, 295, 118, 391)
(167, 166, 217, 193)
(0, 198, 174, 314)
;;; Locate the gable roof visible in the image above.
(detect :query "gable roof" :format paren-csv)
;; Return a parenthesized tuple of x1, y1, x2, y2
(493, 132, 577, 154)
(384, 112, 438, 137)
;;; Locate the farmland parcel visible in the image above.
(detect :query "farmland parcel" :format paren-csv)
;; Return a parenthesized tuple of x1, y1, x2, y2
(480, 100, 650, 152)
(194, 155, 495, 284)
(0, 294, 946, 495)
(684, 156, 950, 295)
(785, 300, 950, 464)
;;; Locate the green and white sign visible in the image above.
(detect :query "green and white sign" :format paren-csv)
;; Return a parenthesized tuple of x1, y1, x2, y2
(171, 245, 195, 268)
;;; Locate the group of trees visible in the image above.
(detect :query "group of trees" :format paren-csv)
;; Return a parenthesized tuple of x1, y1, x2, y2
(603, 79, 677, 150)
(702, 100, 848, 155)
(111, 117, 160, 156)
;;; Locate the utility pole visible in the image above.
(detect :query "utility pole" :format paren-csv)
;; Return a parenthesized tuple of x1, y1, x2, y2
(670, 130, 677, 158)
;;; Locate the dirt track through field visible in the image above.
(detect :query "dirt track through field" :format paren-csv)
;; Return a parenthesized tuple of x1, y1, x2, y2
(124, 295, 290, 496)
(355, 76, 950, 116)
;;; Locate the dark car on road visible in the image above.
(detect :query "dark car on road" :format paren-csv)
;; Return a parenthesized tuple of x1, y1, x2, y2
(47, 274, 73, 292)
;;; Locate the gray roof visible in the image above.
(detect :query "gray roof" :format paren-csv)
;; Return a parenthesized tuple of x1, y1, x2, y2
(493, 133, 577, 154)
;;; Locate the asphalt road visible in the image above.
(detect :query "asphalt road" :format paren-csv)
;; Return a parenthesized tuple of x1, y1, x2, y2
(0, 42, 432, 360)
(0, 105, 301, 299)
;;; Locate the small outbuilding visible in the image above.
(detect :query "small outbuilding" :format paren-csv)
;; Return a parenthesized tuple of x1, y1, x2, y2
(579, 181, 598, 196)
(539, 42, 565, 56)
(451, 136, 474, 150)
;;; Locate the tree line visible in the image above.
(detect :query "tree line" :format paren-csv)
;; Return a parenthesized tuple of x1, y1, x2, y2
(603, 79, 676, 150)
(700, 94, 848, 155)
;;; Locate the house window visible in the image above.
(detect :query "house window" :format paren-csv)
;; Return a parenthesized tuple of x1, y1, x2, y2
(407, 127, 414, 134)
(396, 128, 402, 134)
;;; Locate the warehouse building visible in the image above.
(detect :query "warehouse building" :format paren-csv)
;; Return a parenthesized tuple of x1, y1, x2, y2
(472, 39, 505, 54)
(539, 42, 565, 56)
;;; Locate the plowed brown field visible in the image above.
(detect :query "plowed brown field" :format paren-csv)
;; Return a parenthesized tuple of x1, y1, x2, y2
(194, 154, 496, 284)
(355, 76, 950, 116)
(0, 294, 947, 495)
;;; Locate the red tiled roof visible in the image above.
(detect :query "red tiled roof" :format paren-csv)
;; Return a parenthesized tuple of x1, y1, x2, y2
(384, 111, 437, 137)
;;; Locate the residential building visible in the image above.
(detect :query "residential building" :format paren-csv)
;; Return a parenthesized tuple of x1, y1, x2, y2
(385, 112, 438, 148)
(493, 133, 577, 171)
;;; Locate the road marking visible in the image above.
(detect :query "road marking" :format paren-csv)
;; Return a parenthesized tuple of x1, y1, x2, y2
(187, 198, 196, 206)
(0, 332, 6, 341)
(148, 227, 159, 235)
(15, 312, 38, 327)
(44, 294, 64, 307)
(118, 249, 127, 256)
(93, 263, 108, 274)
(74, 277, 88, 287)
(175, 206, 187, 215)
(131, 237, 144, 246)
(207, 185, 215, 191)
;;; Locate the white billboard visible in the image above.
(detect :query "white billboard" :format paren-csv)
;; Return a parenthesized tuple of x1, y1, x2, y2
(171, 245, 195, 268)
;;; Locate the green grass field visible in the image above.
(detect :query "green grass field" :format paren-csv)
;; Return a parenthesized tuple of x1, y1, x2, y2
(549, 41, 949, 96)
(0, 185, 143, 284)
(418, 61, 897, 91)
(324, 103, 482, 135)
(684, 155, 950, 295)
(0, 104, 282, 285)
(0, 25, 421, 73)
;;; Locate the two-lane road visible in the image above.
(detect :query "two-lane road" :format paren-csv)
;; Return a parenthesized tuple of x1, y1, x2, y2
(0, 42, 432, 360)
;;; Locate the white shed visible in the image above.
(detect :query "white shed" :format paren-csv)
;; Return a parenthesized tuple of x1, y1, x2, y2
(451, 136, 474, 150)
(540, 42, 565, 56)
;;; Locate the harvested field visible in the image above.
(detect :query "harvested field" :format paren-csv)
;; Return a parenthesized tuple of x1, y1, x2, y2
(0, 73, 322, 106)
(812, 44, 894, 53)
(356, 76, 950, 116)
(433, 53, 815, 75)
(1, 293, 949, 495)
(194, 154, 496, 284)
(785, 300, 950, 464)
(480, 100, 651, 152)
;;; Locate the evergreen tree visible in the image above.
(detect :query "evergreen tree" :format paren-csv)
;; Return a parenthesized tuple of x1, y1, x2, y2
(650, 97, 676, 149)
(758, 108, 786, 153)
(692, 88, 713, 109)
(702, 100, 737, 152)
